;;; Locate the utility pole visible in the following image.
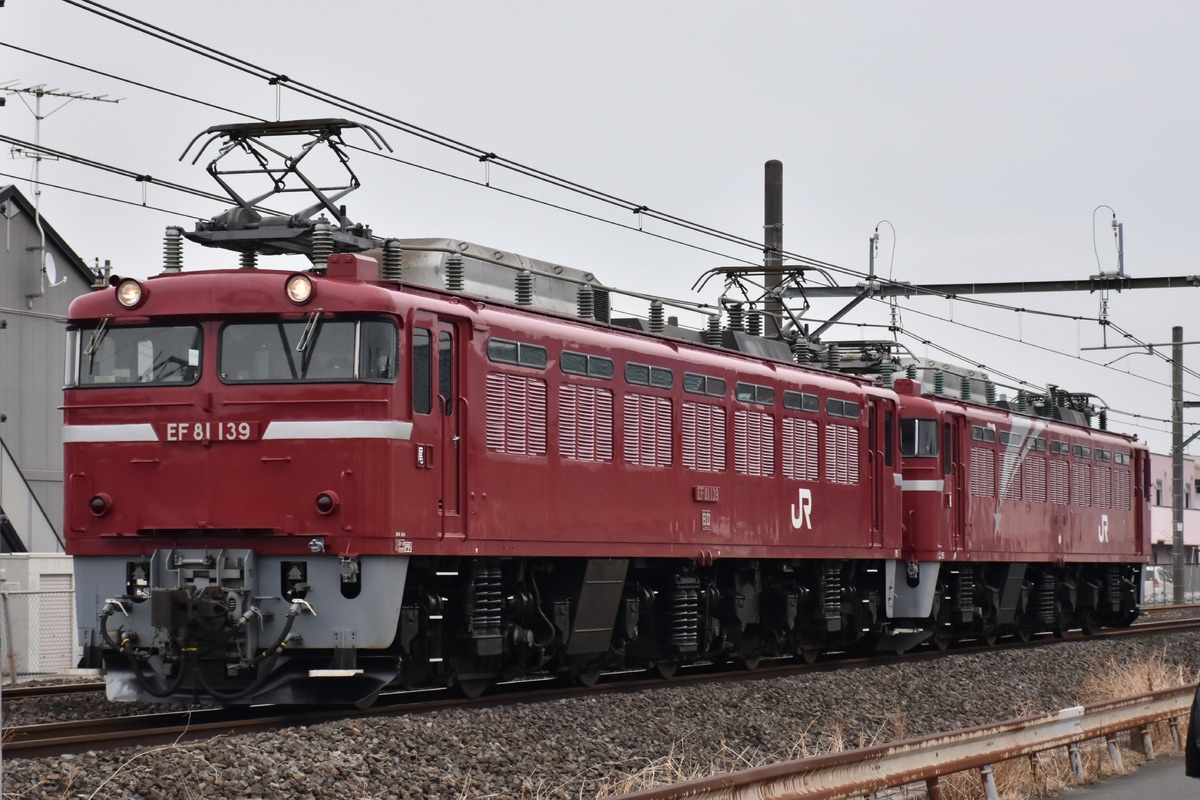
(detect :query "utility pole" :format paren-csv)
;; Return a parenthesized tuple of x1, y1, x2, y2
(1173, 326, 1185, 604)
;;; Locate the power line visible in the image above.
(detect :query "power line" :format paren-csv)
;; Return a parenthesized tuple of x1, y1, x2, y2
(884, 299, 1200, 398)
(55, 1, 859, 274)
(0, 170, 202, 218)
(0, 41, 262, 122)
(0, 133, 286, 212)
(14, 2, 1200, 453)
(3, 37, 766, 272)
(15, 14, 1176, 330)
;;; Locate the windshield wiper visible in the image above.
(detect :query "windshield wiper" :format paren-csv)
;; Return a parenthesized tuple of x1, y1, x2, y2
(83, 316, 111, 356)
(296, 311, 322, 353)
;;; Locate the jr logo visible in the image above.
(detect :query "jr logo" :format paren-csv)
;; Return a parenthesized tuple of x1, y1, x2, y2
(791, 488, 813, 530)
(1098, 514, 1109, 543)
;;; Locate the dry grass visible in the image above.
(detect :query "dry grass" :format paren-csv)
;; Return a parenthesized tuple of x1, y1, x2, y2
(583, 651, 1197, 800)
(581, 721, 887, 799)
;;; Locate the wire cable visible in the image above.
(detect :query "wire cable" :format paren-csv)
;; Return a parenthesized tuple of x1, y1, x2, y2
(883, 299, 1200, 397)
(0, 40, 262, 122)
(21, 1, 1200, 450)
(24, 10, 1194, 328)
(0, 170, 200, 218)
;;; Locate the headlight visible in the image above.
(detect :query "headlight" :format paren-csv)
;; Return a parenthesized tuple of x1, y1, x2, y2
(315, 491, 339, 515)
(89, 493, 112, 517)
(115, 278, 144, 308)
(286, 273, 314, 304)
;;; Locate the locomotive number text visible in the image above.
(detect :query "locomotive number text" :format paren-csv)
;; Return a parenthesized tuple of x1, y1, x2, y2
(159, 421, 260, 442)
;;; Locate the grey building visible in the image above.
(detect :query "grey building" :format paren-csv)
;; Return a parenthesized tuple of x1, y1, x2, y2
(0, 185, 99, 553)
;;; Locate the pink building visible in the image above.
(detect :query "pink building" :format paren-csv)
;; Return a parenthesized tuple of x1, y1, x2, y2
(1147, 452, 1200, 565)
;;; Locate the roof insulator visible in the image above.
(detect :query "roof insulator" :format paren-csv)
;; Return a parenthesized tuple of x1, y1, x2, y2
(162, 226, 184, 273)
(445, 253, 464, 292)
(648, 300, 664, 333)
(382, 239, 403, 281)
(576, 284, 594, 320)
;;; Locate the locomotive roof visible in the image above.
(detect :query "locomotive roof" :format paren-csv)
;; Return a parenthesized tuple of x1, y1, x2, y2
(67, 254, 891, 402)
(893, 378, 1141, 447)
(69, 245, 1128, 442)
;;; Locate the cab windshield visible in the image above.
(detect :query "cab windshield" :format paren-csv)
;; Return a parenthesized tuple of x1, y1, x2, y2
(900, 418, 939, 458)
(70, 324, 202, 386)
(219, 319, 396, 383)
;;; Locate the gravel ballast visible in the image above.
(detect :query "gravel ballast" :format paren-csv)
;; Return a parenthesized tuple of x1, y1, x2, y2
(6, 633, 1200, 799)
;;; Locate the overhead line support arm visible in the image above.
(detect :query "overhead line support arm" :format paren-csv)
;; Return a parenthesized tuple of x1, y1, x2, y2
(792, 274, 1200, 299)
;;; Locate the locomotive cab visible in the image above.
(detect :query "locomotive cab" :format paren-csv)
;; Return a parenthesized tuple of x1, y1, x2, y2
(66, 268, 414, 704)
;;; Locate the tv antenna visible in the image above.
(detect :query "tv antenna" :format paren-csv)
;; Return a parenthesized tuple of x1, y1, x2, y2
(2, 82, 121, 296)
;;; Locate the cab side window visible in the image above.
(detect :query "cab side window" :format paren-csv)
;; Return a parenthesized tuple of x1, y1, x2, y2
(413, 328, 432, 414)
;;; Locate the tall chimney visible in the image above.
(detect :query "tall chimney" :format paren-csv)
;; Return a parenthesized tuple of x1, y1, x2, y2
(764, 160, 784, 338)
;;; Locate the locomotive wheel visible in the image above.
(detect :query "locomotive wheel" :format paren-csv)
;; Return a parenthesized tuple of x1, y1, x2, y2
(355, 690, 382, 710)
(456, 678, 492, 699)
(734, 634, 764, 671)
(982, 629, 999, 647)
(1016, 627, 1034, 643)
(799, 646, 821, 665)
(932, 629, 954, 652)
(736, 656, 762, 671)
(573, 666, 602, 687)
(653, 660, 680, 679)
(1079, 614, 1096, 637)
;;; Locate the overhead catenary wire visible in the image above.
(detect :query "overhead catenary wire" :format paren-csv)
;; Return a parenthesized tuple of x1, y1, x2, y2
(2, 37, 770, 272)
(0, 41, 262, 123)
(14, 12, 1151, 333)
(50, 2, 1131, 311)
(11, 12, 1189, 348)
(882, 299, 1200, 399)
(13, 2, 1200, 455)
(0, 170, 200, 218)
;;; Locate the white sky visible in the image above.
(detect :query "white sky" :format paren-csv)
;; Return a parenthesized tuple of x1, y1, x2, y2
(4, 1, 1200, 455)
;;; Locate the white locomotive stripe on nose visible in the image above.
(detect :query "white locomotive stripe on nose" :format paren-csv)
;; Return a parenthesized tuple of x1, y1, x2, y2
(261, 420, 414, 440)
(62, 423, 158, 443)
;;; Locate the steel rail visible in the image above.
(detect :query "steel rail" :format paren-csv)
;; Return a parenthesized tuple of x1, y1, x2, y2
(2, 681, 105, 700)
(6, 615, 1197, 760)
(612, 684, 1196, 800)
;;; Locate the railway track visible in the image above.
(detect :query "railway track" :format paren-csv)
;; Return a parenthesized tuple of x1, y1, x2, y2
(6, 612, 1199, 760)
(2, 679, 105, 701)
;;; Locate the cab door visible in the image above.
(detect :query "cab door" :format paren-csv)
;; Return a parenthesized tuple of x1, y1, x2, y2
(867, 397, 898, 548)
(435, 320, 464, 538)
(943, 412, 967, 553)
(409, 313, 465, 540)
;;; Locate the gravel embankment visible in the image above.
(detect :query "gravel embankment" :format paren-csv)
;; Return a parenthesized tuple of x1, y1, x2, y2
(6, 633, 1200, 800)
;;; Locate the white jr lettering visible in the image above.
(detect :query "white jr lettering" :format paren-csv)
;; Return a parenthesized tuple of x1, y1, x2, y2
(790, 488, 813, 530)
(1098, 514, 1109, 543)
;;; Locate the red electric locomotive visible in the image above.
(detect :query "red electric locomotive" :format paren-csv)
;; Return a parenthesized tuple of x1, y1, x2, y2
(65, 120, 1147, 705)
(66, 245, 1147, 705)
(68, 247, 913, 704)
(888, 379, 1147, 648)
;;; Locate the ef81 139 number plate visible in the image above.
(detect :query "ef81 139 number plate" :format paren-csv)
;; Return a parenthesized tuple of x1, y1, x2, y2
(156, 421, 261, 442)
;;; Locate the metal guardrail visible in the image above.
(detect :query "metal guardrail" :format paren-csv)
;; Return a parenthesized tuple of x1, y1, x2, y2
(614, 684, 1196, 800)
